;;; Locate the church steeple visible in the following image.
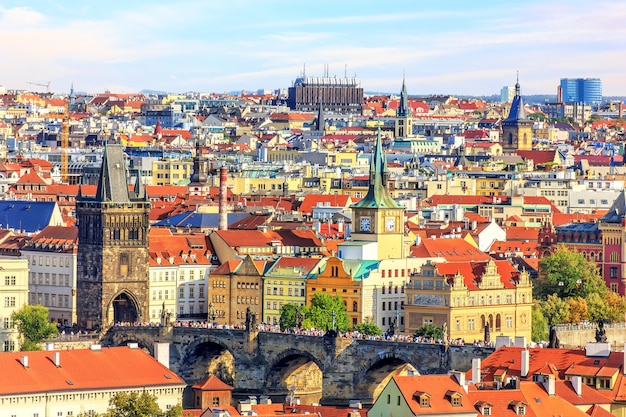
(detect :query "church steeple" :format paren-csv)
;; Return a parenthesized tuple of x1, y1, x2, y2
(353, 128, 402, 210)
(394, 75, 413, 139)
(397, 75, 411, 118)
(502, 73, 533, 153)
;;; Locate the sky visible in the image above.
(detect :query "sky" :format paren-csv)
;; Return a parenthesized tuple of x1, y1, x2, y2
(1, 0, 625, 96)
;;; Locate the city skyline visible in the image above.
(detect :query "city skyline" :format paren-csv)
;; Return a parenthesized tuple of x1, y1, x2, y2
(1, 0, 625, 96)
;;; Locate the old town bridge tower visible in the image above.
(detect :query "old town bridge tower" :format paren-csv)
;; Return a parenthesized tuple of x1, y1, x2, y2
(76, 144, 150, 329)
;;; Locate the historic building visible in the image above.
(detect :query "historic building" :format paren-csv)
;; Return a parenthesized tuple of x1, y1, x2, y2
(76, 145, 151, 329)
(394, 77, 413, 139)
(208, 255, 266, 326)
(21, 226, 78, 325)
(262, 256, 325, 326)
(305, 256, 365, 328)
(404, 257, 533, 342)
(597, 190, 626, 295)
(502, 77, 533, 154)
(351, 129, 407, 260)
(0, 257, 28, 351)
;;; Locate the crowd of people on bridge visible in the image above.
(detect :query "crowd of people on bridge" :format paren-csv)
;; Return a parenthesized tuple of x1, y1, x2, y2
(107, 319, 501, 348)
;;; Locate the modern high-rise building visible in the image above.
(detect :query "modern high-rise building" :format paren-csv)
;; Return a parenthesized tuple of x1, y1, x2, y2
(500, 86, 515, 103)
(559, 78, 602, 104)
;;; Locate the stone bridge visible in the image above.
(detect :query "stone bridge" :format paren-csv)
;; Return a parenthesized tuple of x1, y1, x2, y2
(100, 326, 493, 406)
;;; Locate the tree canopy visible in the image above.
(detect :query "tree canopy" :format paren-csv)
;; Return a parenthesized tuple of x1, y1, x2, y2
(12, 305, 58, 351)
(535, 244, 607, 300)
(353, 317, 382, 336)
(103, 391, 181, 417)
(413, 323, 443, 340)
(278, 303, 308, 331)
(307, 293, 350, 332)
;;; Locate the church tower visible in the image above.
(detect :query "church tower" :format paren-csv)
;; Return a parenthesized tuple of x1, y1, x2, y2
(76, 145, 150, 329)
(351, 129, 405, 259)
(394, 77, 413, 139)
(502, 75, 533, 153)
(188, 140, 210, 197)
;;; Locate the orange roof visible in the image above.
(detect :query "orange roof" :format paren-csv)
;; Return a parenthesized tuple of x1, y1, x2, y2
(394, 374, 476, 414)
(192, 375, 233, 391)
(299, 194, 351, 215)
(16, 170, 47, 184)
(0, 346, 184, 395)
(410, 238, 490, 261)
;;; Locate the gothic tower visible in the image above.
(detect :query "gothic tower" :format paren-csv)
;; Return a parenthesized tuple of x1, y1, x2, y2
(188, 140, 210, 197)
(394, 77, 413, 139)
(76, 145, 150, 329)
(502, 76, 533, 153)
(351, 129, 405, 259)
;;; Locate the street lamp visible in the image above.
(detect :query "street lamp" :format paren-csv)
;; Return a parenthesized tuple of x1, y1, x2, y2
(395, 310, 400, 333)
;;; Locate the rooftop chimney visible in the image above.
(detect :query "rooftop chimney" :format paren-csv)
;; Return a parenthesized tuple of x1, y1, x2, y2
(521, 349, 529, 378)
(53, 351, 61, 367)
(472, 358, 481, 384)
(20, 355, 29, 368)
(541, 374, 555, 396)
(218, 166, 228, 231)
(571, 375, 583, 396)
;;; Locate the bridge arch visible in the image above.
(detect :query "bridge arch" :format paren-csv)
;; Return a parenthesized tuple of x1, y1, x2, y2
(263, 348, 325, 404)
(104, 329, 157, 356)
(178, 335, 237, 387)
(351, 348, 420, 405)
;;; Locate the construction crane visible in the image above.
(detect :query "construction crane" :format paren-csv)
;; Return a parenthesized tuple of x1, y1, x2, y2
(26, 81, 51, 93)
(61, 102, 69, 182)
(43, 101, 70, 182)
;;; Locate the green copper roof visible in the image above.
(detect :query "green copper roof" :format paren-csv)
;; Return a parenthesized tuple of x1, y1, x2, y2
(352, 128, 403, 209)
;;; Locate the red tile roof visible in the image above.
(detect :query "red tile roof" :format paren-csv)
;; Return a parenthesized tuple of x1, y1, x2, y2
(192, 375, 233, 391)
(299, 194, 351, 216)
(0, 346, 185, 395)
(410, 238, 491, 261)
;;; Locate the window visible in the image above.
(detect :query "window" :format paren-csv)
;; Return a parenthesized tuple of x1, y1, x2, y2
(179, 287, 184, 299)
(420, 396, 430, 407)
(4, 276, 16, 286)
(451, 395, 461, 406)
(213, 397, 219, 406)
(482, 406, 491, 416)
(611, 267, 618, 278)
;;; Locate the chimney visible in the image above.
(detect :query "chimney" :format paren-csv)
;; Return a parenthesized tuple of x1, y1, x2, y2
(154, 342, 170, 369)
(571, 375, 583, 396)
(218, 167, 228, 231)
(541, 374, 555, 396)
(20, 355, 29, 368)
(449, 370, 467, 392)
(53, 351, 61, 367)
(471, 358, 481, 384)
(521, 349, 529, 378)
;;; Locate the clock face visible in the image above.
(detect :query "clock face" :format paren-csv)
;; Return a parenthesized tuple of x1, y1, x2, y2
(360, 217, 371, 232)
(385, 218, 395, 231)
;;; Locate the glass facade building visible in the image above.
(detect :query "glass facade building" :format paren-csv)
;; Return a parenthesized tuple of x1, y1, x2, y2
(560, 78, 602, 104)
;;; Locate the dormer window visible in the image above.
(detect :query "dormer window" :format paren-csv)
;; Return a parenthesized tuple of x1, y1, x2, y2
(413, 392, 431, 408)
(445, 390, 463, 407)
(475, 401, 492, 416)
(509, 400, 527, 416)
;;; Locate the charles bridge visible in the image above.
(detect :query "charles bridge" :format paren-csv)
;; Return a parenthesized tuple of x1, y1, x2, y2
(64, 325, 494, 406)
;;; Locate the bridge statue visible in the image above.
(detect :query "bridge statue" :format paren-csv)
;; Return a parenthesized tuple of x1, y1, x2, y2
(595, 319, 608, 343)
(245, 307, 256, 331)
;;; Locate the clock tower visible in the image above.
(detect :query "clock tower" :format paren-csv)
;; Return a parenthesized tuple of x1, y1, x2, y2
(351, 128, 405, 259)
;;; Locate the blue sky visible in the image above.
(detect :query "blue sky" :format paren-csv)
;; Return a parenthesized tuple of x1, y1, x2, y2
(1, 1, 625, 96)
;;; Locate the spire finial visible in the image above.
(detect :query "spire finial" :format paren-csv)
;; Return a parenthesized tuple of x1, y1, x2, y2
(515, 71, 521, 96)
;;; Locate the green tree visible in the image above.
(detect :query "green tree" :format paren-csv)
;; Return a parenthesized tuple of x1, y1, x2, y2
(413, 323, 443, 340)
(105, 391, 181, 417)
(353, 317, 382, 336)
(11, 305, 58, 351)
(279, 303, 308, 330)
(531, 303, 549, 342)
(307, 293, 350, 332)
(535, 244, 607, 300)
(587, 292, 611, 323)
(540, 294, 570, 325)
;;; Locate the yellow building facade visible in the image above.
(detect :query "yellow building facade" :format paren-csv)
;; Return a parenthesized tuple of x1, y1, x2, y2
(404, 259, 533, 343)
(151, 159, 194, 186)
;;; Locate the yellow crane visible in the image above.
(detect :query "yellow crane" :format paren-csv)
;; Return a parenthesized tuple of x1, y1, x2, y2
(43, 101, 70, 182)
